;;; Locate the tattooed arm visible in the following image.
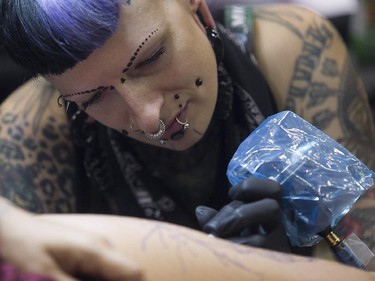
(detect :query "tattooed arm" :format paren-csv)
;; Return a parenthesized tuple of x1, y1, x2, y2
(0, 78, 76, 213)
(252, 4, 375, 252)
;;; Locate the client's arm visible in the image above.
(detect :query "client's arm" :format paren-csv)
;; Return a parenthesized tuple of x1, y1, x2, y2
(42, 214, 375, 281)
(0, 198, 141, 281)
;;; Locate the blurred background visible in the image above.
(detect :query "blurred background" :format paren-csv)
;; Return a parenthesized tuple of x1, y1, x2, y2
(1, 0, 374, 116)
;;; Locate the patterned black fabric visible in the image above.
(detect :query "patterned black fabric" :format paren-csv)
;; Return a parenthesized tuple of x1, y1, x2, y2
(71, 25, 277, 229)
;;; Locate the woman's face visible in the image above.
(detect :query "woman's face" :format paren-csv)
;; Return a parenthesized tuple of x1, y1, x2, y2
(50, 0, 218, 151)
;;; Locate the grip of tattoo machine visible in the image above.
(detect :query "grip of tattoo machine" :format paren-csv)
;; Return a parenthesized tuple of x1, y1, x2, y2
(226, 111, 375, 252)
(320, 228, 375, 270)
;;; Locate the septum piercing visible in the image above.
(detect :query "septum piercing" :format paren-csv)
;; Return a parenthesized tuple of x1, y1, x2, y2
(176, 116, 190, 130)
(144, 119, 166, 140)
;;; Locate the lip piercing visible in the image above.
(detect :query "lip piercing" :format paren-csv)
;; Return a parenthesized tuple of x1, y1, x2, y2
(144, 119, 166, 140)
(176, 116, 190, 130)
(130, 122, 141, 133)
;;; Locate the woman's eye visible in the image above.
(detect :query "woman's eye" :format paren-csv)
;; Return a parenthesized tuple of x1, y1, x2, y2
(136, 46, 166, 69)
(82, 87, 108, 111)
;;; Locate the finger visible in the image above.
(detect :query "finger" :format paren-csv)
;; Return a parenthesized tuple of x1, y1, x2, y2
(49, 270, 80, 281)
(201, 201, 244, 235)
(228, 234, 266, 247)
(207, 199, 281, 237)
(228, 176, 282, 202)
(195, 206, 218, 227)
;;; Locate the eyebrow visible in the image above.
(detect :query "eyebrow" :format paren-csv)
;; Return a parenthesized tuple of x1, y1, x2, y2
(64, 28, 161, 98)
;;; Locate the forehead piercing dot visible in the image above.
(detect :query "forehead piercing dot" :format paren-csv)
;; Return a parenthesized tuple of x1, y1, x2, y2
(195, 78, 203, 87)
(121, 78, 126, 84)
(174, 94, 180, 100)
(179, 104, 183, 108)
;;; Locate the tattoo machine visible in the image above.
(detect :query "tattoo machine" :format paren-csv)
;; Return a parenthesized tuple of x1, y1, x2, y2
(227, 111, 375, 269)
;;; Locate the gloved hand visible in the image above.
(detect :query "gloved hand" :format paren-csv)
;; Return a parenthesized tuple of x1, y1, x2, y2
(196, 176, 290, 253)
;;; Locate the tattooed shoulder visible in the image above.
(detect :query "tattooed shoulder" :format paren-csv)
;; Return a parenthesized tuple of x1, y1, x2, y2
(252, 4, 375, 168)
(0, 78, 76, 213)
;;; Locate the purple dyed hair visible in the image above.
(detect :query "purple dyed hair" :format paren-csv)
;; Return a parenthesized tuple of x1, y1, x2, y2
(0, 0, 128, 75)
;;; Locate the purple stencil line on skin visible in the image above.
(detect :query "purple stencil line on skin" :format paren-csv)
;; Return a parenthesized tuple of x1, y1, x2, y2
(120, 28, 159, 83)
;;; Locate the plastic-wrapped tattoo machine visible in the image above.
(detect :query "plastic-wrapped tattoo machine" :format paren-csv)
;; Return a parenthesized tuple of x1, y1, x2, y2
(227, 111, 375, 269)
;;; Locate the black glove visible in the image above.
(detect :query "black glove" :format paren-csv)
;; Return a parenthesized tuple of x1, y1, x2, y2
(196, 176, 291, 253)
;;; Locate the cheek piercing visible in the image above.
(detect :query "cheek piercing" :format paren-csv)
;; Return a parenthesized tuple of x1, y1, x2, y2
(144, 119, 166, 140)
(195, 78, 203, 87)
(176, 116, 190, 130)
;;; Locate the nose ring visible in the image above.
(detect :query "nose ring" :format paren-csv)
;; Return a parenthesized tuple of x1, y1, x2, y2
(130, 121, 141, 133)
(144, 120, 166, 140)
(176, 116, 190, 130)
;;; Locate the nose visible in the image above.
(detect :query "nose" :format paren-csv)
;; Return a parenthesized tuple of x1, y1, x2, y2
(115, 82, 164, 134)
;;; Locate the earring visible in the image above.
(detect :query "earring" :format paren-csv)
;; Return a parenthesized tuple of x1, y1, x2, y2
(205, 27, 224, 63)
(143, 119, 166, 140)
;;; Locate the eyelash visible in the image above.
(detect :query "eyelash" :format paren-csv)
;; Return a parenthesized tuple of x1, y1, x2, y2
(136, 46, 166, 69)
(82, 88, 108, 111)
(81, 46, 166, 110)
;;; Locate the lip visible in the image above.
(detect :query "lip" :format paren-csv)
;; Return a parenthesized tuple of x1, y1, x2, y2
(163, 105, 189, 140)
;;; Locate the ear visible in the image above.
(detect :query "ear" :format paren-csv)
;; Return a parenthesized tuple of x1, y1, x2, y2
(189, 0, 216, 30)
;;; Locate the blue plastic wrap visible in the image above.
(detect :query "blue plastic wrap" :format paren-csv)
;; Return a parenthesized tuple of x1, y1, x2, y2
(227, 111, 375, 247)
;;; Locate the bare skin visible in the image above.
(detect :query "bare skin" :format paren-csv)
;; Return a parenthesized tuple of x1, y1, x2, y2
(1, 197, 375, 281)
